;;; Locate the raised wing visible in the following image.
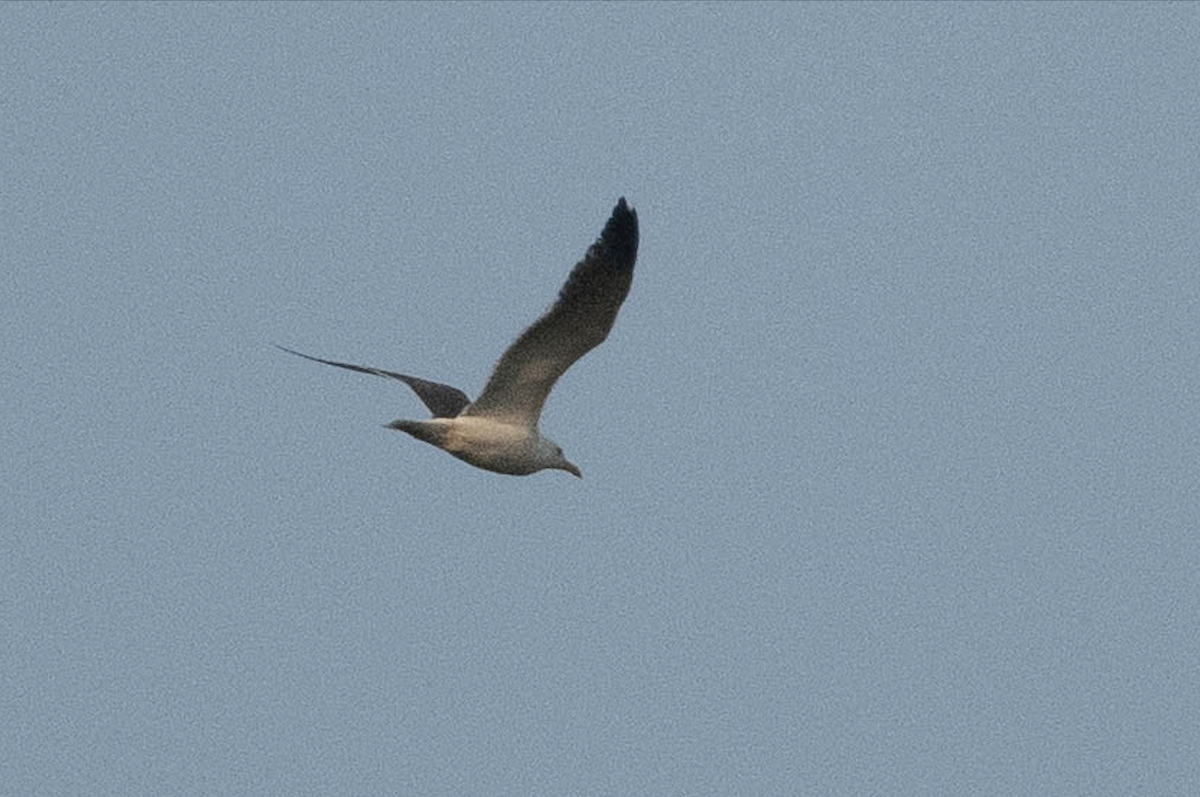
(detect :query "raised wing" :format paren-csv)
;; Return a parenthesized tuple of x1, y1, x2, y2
(274, 345, 471, 418)
(464, 197, 638, 426)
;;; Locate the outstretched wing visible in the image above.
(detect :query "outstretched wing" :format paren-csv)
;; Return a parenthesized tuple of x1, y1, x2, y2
(274, 345, 471, 418)
(463, 197, 638, 426)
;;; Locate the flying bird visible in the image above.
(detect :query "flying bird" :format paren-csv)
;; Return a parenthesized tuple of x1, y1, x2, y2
(277, 197, 639, 478)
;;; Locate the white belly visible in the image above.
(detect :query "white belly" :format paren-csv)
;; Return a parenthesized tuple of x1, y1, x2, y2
(440, 416, 545, 475)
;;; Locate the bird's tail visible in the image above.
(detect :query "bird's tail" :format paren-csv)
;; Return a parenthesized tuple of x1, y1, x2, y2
(385, 419, 449, 448)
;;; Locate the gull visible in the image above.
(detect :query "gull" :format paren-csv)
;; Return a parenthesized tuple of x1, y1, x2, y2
(277, 197, 639, 478)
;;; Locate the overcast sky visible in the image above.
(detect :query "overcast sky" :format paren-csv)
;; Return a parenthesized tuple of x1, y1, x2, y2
(3, 2, 1199, 795)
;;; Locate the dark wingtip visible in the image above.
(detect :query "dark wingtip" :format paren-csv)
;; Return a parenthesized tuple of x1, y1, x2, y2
(602, 196, 638, 267)
(273, 343, 312, 361)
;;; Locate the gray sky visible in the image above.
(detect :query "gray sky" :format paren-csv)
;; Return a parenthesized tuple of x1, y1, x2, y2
(3, 2, 1198, 795)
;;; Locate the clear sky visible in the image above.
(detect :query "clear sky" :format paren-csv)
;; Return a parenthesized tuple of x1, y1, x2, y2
(3, 2, 1198, 795)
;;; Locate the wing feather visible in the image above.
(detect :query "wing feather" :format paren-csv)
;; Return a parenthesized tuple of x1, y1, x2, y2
(274, 345, 470, 418)
(464, 197, 638, 425)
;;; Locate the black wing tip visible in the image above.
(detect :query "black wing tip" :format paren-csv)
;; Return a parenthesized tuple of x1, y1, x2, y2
(273, 343, 313, 360)
(601, 196, 639, 267)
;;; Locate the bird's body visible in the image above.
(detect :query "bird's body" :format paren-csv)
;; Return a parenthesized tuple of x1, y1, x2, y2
(278, 197, 639, 478)
(387, 416, 575, 477)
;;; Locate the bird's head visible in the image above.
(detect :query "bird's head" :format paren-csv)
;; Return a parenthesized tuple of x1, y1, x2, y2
(538, 437, 582, 479)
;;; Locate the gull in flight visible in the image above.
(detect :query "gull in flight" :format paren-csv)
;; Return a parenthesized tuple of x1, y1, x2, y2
(278, 197, 639, 478)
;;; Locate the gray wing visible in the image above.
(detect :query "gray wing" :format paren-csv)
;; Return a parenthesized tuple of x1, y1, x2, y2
(463, 197, 638, 426)
(274, 345, 471, 418)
